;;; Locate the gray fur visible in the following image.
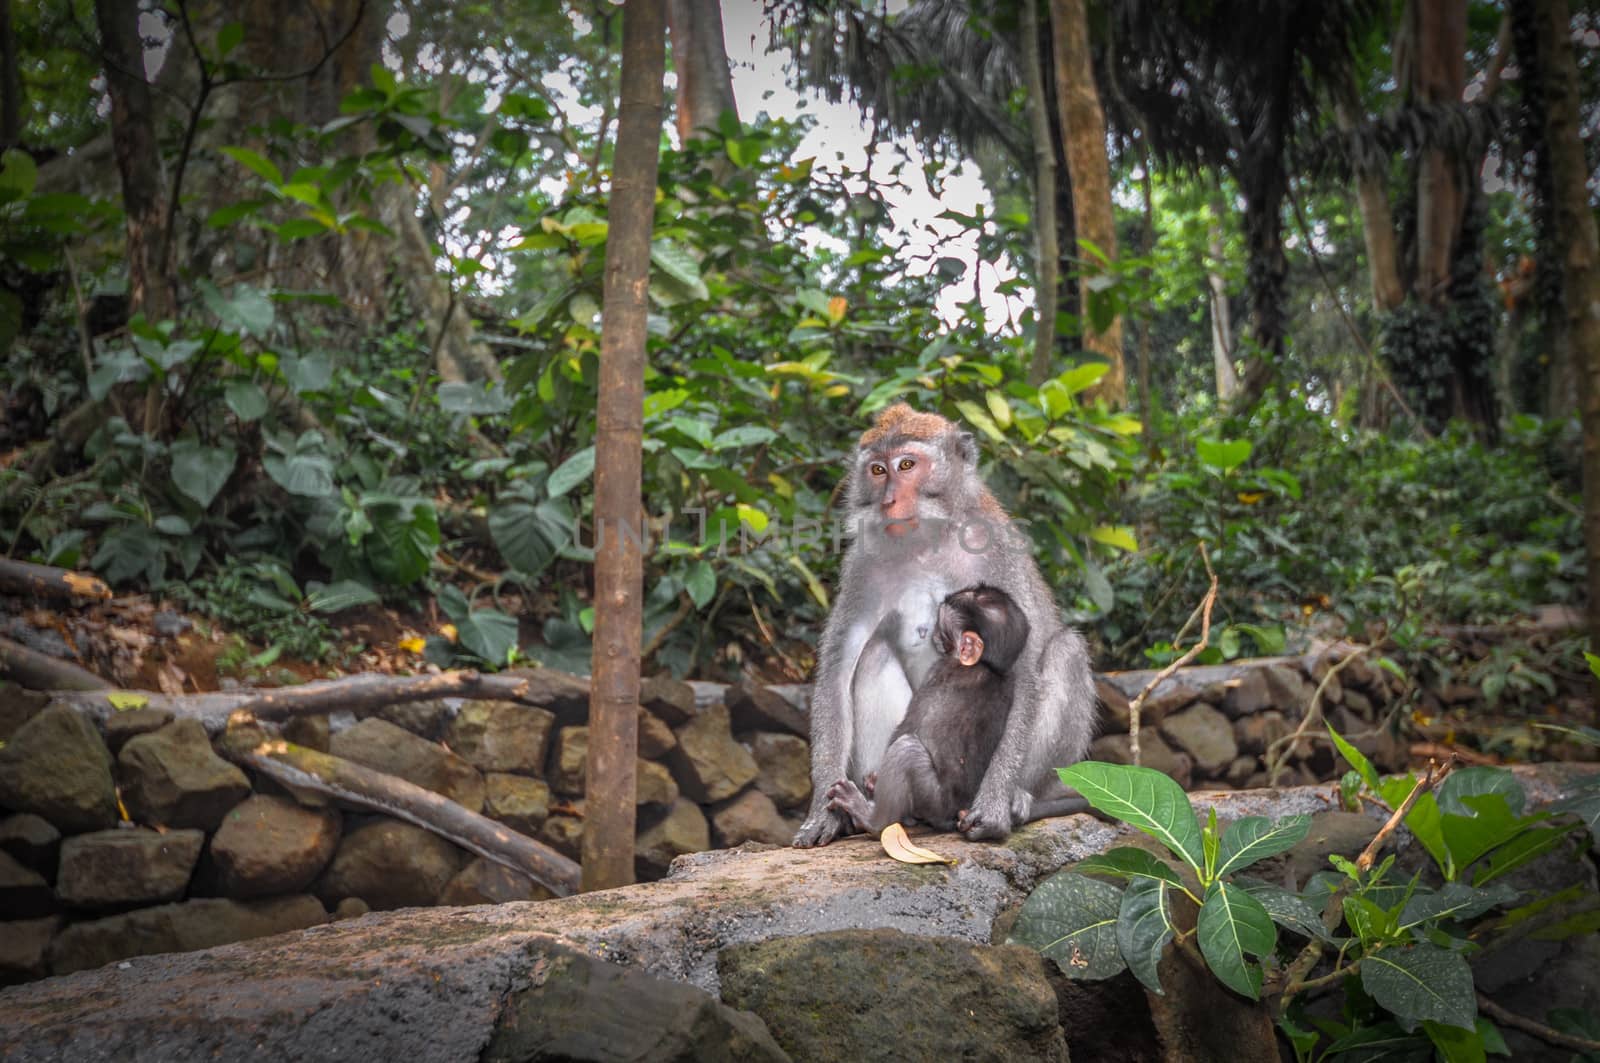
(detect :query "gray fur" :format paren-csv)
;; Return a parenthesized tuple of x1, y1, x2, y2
(793, 419, 1099, 846)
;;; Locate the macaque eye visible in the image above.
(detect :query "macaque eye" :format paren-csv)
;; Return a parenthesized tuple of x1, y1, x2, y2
(898, 458, 915, 472)
(870, 463, 887, 476)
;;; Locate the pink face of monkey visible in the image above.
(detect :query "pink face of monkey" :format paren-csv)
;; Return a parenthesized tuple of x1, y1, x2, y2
(864, 447, 932, 537)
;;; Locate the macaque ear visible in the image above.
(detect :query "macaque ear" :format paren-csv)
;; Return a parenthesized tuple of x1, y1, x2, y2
(957, 630, 984, 667)
(955, 431, 979, 466)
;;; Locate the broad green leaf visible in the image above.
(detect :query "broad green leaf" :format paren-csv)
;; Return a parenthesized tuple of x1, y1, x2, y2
(282, 352, 332, 393)
(1058, 362, 1108, 395)
(643, 388, 690, 418)
(1551, 787, 1600, 844)
(547, 447, 596, 498)
(1360, 943, 1476, 1031)
(1214, 814, 1311, 877)
(1440, 794, 1529, 872)
(1398, 882, 1516, 931)
(438, 381, 511, 415)
(711, 425, 777, 450)
(684, 560, 716, 608)
(456, 607, 519, 666)
(985, 390, 1013, 429)
(1073, 846, 1184, 888)
(0, 148, 38, 201)
(224, 380, 269, 421)
(1196, 437, 1252, 473)
(154, 515, 191, 536)
(1473, 826, 1572, 885)
(1423, 1021, 1490, 1063)
(219, 146, 284, 186)
(650, 240, 709, 300)
(1058, 763, 1204, 872)
(488, 497, 573, 576)
(1007, 871, 1126, 980)
(954, 399, 1004, 442)
(1082, 559, 1114, 614)
(263, 450, 335, 498)
(305, 580, 381, 613)
(1438, 768, 1526, 818)
(170, 440, 236, 509)
(222, 285, 275, 337)
(1118, 878, 1174, 995)
(217, 21, 244, 55)
(1196, 880, 1276, 1000)
(1233, 876, 1331, 941)
(364, 504, 438, 586)
(1328, 725, 1381, 791)
(1343, 894, 1394, 943)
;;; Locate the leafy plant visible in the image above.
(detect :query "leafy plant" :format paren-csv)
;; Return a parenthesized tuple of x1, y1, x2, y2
(1010, 752, 1600, 1061)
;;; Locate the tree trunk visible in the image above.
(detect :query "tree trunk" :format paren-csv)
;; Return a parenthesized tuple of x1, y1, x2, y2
(1020, 0, 1059, 387)
(583, 0, 665, 892)
(1411, 0, 1467, 306)
(1335, 87, 1405, 313)
(667, 0, 736, 141)
(1207, 194, 1240, 401)
(93, 0, 176, 328)
(0, 0, 18, 149)
(1526, 0, 1600, 654)
(1047, 0, 1124, 406)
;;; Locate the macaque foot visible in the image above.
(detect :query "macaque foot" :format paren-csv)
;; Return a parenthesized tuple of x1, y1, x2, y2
(958, 797, 1014, 841)
(792, 807, 848, 848)
(825, 779, 873, 830)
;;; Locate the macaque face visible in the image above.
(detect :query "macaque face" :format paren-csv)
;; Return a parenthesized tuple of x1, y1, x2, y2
(865, 448, 933, 536)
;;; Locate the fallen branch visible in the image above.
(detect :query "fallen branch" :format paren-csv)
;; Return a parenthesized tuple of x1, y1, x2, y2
(47, 668, 592, 735)
(0, 558, 113, 601)
(227, 670, 534, 720)
(1475, 992, 1600, 1053)
(1128, 544, 1217, 766)
(0, 635, 114, 691)
(218, 724, 581, 897)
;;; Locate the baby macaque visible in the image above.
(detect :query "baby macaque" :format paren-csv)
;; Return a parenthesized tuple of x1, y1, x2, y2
(825, 584, 1029, 836)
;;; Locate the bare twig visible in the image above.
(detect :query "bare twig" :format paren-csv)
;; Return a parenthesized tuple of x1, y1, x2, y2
(1476, 992, 1600, 1053)
(1277, 759, 1453, 1009)
(1264, 644, 1376, 784)
(1128, 544, 1217, 766)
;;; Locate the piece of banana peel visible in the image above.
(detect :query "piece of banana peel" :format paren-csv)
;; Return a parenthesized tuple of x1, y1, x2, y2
(880, 821, 957, 865)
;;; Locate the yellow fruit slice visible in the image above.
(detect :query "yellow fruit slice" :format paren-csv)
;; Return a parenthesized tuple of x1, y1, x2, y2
(881, 822, 956, 865)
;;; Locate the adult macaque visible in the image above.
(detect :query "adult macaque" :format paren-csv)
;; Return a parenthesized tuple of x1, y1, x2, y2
(825, 585, 1029, 836)
(793, 405, 1098, 847)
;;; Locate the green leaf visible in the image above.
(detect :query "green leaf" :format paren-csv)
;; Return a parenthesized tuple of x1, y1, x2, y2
(1058, 362, 1108, 395)
(1343, 894, 1394, 943)
(263, 450, 334, 498)
(1379, 776, 1449, 874)
(1360, 943, 1476, 1030)
(224, 380, 269, 421)
(650, 240, 709, 300)
(1423, 1020, 1491, 1063)
(219, 146, 284, 186)
(365, 504, 438, 586)
(711, 425, 777, 450)
(0, 149, 38, 201)
(547, 447, 595, 498)
(488, 497, 573, 576)
(1118, 878, 1174, 995)
(305, 580, 381, 613)
(217, 21, 244, 55)
(1196, 437, 1252, 473)
(1472, 826, 1572, 885)
(685, 560, 716, 608)
(1440, 794, 1528, 872)
(954, 399, 1004, 442)
(1438, 768, 1526, 818)
(1551, 788, 1600, 844)
(1214, 815, 1311, 877)
(1398, 882, 1516, 931)
(169, 440, 236, 509)
(1058, 763, 1204, 872)
(1328, 725, 1381, 791)
(1006, 871, 1126, 980)
(456, 608, 519, 666)
(1196, 880, 1276, 1000)
(154, 515, 191, 536)
(1073, 846, 1184, 888)
(1233, 876, 1331, 941)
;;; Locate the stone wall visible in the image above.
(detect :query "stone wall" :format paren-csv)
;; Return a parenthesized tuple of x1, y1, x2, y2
(0, 675, 812, 985)
(0, 638, 1577, 986)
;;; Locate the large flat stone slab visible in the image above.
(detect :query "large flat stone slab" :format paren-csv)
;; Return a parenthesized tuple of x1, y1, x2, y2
(0, 765, 1589, 1063)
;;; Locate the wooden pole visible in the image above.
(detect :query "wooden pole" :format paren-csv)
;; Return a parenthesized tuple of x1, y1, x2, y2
(583, 0, 665, 892)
